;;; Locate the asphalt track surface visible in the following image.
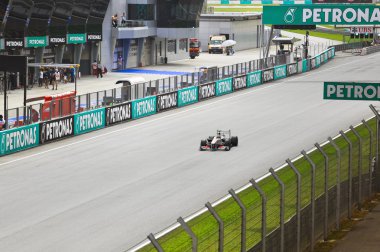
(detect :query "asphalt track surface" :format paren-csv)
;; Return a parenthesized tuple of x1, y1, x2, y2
(0, 53, 379, 251)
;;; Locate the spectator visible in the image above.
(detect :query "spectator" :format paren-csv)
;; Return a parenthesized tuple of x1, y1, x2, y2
(53, 69, 60, 90)
(97, 62, 103, 78)
(0, 114, 6, 130)
(121, 12, 127, 26)
(39, 68, 43, 87)
(92, 60, 98, 76)
(112, 14, 118, 28)
(70, 67, 75, 83)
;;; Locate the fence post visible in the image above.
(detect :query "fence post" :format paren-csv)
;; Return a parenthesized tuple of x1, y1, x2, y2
(315, 143, 329, 241)
(229, 189, 246, 252)
(301, 150, 316, 252)
(269, 168, 285, 252)
(147, 233, 164, 252)
(362, 119, 374, 196)
(340, 131, 353, 219)
(250, 179, 266, 252)
(178, 217, 197, 252)
(286, 159, 301, 252)
(350, 126, 363, 210)
(369, 105, 380, 192)
(205, 202, 224, 252)
(328, 137, 341, 230)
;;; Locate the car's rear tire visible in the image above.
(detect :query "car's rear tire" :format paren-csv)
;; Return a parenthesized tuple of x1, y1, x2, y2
(200, 140, 207, 151)
(231, 136, 238, 147)
(225, 140, 231, 151)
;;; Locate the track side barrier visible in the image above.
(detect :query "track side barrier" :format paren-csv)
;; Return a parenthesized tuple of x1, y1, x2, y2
(0, 48, 335, 157)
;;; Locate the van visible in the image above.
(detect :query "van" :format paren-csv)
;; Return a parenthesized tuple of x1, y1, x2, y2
(208, 35, 226, 54)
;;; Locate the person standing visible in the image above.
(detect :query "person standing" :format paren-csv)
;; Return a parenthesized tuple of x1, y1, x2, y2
(53, 69, 60, 90)
(112, 14, 118, 28)
(97, 62, 103, 78)
(92, 60, 98, 76)
(39, 68, 43, 87)
(121, 12, 127, 26)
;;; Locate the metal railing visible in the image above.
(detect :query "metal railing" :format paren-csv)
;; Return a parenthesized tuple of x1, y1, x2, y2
(129, 108, 379, 252)
(329, 41, 371, 52)
(4, 54, 288, 129)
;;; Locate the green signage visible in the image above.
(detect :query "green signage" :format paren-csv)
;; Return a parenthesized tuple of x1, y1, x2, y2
(262, 0, 273, 4)
(324, 82, 380, 101)
(316, 55, 321, 67)
(221, 0, 229, 3)
(67, 34, 86, 44)
(0, 124, 39, 156)
(178, 86, 198, 107)
(247, 71, 262, 87)
(263, 5, 380, 25)
(0, 39, 4, 50)
(216, 78, 233, 96)
(274, 65, 287, 80)
(240, 0, 251, 4)
(302, 59, 308, 73)
(26, 36, 47, 48)
(74, 108, 105, 135)
(283, 0, 295, 4)
(132, 96, 157, 119)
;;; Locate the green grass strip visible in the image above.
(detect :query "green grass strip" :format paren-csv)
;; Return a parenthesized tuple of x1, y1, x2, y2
(137, 117, 376, 252)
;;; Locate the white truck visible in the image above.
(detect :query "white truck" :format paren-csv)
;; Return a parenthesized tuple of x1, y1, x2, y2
(208, 35, 226, 54)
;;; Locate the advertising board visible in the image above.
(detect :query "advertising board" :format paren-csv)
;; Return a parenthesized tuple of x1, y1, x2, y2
(262, 68, 274, 83)
(324, 82, 380, 101)
(216, 78, 233, 96)
(287, 63, 298, 76)
(199, 82, 216, 100)
(132, 96, 157, 119)
(106, 102, 132, 125)
(0, 124, 39, 155)
(274, 65, 287, 80)
(233, 75, 247, 91)
(247, 71, 262, 87)
(157, 91, 178, 112)
(40, 116, 74, 144)
(74, 108, 105, 135)
(178, 86, 198, 107)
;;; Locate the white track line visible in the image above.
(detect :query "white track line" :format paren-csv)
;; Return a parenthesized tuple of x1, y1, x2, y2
(0, 53, 376, 167)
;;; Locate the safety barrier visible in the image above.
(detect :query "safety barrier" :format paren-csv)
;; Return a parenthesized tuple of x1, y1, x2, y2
(0, 47, 334, 157)
(360, 44, 380, 56)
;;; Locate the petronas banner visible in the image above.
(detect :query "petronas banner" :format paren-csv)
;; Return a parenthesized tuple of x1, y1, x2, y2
(263, 5, 380, 25)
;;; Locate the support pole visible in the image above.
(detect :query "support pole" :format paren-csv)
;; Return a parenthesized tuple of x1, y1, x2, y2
(269, 168, 285, 252)
(3, 71, 7, 130)
(340, 131, 353, 219)
(147, 233, 164, 252)
(250, 179, 266, 252)
(301, 150, 316, 252)
(328, 137, 341, 230)
(229, 189, 246, 252)
(286, 159, 301, 252)
(362, 119, 374, 196)
(350, 126, 363, 210)
(205, 202, 224, 252)
(265, 26, 274, 64)
(178, 217, 197, 252)
(315, 143, 329, 241)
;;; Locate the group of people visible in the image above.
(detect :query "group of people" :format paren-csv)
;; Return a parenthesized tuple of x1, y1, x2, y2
(38, 67, 76, 90)
(112, 12, 127, 28)
(91, 61, 107, 78)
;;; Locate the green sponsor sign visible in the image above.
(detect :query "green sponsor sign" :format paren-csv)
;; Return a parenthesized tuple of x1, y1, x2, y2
(247, 71, 262, 87)
(132, 96, 157, 119)
(302, 59, 308, 73)
(274, 65, 287, 80)
(74, 108, 105, 135)
(263, 5, 380, 25)
(324, 82, 380, 101)
(221, 0, 229, 3)
(283, 0, 295, 4)
(316, 55, 321, 67)
(67, 34, 86, 44)
(178, 86, 198, 107)
(216, 78, 233, 96)
(262, 0, 273, 4)
(26, 36, 47, 48)
(240, 0, 251, 4)
(0, 124, 39, 156)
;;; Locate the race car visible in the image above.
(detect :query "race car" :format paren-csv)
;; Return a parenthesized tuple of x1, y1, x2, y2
(200, 130, 238, 151)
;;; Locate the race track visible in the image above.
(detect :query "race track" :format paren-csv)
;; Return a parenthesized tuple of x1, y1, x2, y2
(0, 53, 378, 251)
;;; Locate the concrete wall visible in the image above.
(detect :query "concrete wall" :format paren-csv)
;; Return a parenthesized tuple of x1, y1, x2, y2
(102, 0, 127, 71)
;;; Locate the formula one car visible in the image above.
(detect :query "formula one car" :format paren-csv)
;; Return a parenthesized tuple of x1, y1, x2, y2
(200, 130, 238, 151)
